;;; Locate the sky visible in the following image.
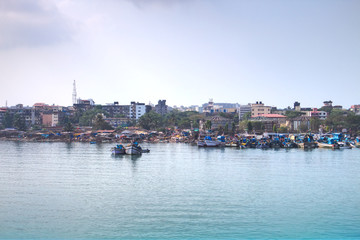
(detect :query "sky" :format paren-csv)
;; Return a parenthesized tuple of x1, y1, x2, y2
(0, 0, 359, 109)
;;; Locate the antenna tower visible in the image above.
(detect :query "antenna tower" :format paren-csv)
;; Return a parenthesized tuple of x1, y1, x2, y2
(72, 80, 77, 104)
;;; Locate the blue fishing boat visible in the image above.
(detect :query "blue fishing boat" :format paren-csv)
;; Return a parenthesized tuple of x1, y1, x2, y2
(111, 144, 125, 155)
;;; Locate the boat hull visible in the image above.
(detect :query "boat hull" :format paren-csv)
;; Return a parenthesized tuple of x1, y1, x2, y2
(125, 146, 142, 155)
(204, 140, 220, 147)
(317, 142, 339, 149)
(298, 142, 318, 149)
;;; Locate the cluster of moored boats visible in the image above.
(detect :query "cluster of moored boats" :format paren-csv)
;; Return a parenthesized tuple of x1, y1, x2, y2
(197, 133, 360, 150)
(111, 142, 150, 155)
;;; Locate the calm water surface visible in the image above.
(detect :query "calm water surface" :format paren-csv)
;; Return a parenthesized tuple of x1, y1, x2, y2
(0, 141, 359, 239)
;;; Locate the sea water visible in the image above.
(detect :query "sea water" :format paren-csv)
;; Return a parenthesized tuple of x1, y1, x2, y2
(0, 141, 359, 239)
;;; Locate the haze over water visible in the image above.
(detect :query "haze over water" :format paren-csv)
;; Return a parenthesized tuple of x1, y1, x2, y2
(0, 141, 360, 239)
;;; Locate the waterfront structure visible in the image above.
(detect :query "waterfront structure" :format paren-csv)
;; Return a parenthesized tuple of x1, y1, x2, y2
(251, 101, 271, 117)
(155, 100, 168, 116)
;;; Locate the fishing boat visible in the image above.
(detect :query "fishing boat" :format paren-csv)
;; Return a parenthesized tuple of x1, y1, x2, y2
(317, 138, 340, 149)
(225, 142, 238, 147)
(125, 142, 143, 155)
(355, 138, 360, 148)
(197, 140, 206, 147)
(297, 134, 318, 149)
(203, 136, 220, 147)
(111, 144, 126, 155)
(338, 141, 353, 149)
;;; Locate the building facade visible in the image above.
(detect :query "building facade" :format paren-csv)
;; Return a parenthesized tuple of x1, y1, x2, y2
(155, 100, 168, 116)
(238, 104, 251, 120)
(251, 101, 271, 117)
(102, 102, 130, 118)
(130, 102, 146, 120)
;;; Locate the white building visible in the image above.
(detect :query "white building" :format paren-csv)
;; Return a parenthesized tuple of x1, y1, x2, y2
(130, 102, 146, 120)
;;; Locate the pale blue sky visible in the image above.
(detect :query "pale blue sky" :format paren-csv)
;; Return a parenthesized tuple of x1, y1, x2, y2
(0, 0, 359, 109)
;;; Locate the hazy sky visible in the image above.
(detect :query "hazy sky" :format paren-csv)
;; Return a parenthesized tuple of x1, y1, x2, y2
(1, 0, 359, 108)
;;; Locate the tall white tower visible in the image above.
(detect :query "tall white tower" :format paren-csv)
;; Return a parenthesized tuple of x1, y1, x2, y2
(72, 80, 77, 104)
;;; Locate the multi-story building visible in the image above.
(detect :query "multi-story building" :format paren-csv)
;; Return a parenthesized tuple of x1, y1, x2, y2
(323, 100, 333, 107)
(308, 108, 327, 120)
(0, 108, 7, 126)
(155, 100, 168, 116)
(102, 102, 130, 118)
(350, 105, 360, 113)
(202, 99, 239, 114)
(130, 101, 146, 120)
(8, 104, 41, 127)
(42, 112, 59, 127)
(238, 104, 251, 121)
(102, 101, 147, 120)
(251, 101, 271, 117)
(73, 99, 95, 111)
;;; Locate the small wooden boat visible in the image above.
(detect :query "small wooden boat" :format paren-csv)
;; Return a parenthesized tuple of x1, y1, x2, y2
(225, 142, 238, 147)
(125, 143, 143, 155)
(338, 142, 352, 149)
(298, 142, 318, 149)
(197, 140, 206, 147)
(111, 145, 125, 155)
(317, 142, 339, 149)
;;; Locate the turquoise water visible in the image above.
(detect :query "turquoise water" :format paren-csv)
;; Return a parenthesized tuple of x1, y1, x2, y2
(0, 141, 360, 239)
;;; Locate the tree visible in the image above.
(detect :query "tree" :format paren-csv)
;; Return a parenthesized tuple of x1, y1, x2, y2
(285, 111, 305, 119)
(2, 112, 13, 128)
(138, 111, 163, 130)
(324, 109, 347, 132)
(231, 122, 236, 135)
(318, 106, 333, 114)
(278, 126, 288, 133)
(247, 121, 253, 132)
(242, 112, 251, 121)
(13, 114, 26, 131)
(63, 122, 74, 132)
(224, 123, 229, 135)
(344, 113, 360, 134)
(273, 124, 277, 133)
(299, 123, 309, 133)
(252, 121, 263, 132)
(310, 117, 321, 132)
(204, 120, 212, 130)
(79, 109, 107, 126)
(92, 114, 113, 130)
